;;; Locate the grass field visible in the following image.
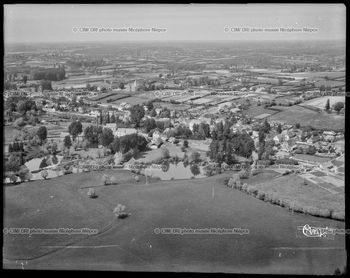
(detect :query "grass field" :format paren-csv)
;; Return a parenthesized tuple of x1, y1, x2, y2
(242, 106, 281, 118)
(268, 105, 344, 130)
(301, 96, 345, 109)
(3, 170, 346, 273)
(244, 171, 344, 215)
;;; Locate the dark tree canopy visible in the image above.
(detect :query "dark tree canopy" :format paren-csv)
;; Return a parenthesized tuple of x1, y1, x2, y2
(37, 126, 47, 143)
(68, 121, 83, 140)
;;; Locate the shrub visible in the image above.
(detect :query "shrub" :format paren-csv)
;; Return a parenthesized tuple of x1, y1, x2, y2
(249, 187, 258, 196)
(51, 155, 59, 164)
(235, 180, 242, 190)
(10, 174, 18, 184)
(87, 188, 97, 198)
(113, 204, 129, 219)
(101, 174, 111, 185)
(241, 183, 249, 192)
(280, 199, 289, 208)
(289, 201, 303, 213)
(41, 170, 48, 179)
(271, 193, 279, 205)
(239, 169, 250, 179)
(256, 191, 265, 200)
(264, 193, 272, 202)
(227, 178, 235, 188)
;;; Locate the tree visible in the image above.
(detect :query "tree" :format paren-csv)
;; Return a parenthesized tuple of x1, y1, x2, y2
(200, 123, 211, 138)
(18, 166, 31, 182)
(258, 129, 266, 143)
(110, 113, 116, 123)
(52, 155, 58, 164)
(130, 104, 145, 127)
(325, 99, 330, 111)
(41, 170, 48, 180)
(110, 133, 148, 154)
(10, 174, 18, 184)
(68, 121, 83, 140)
(64, 135, 72, 149)
(259, 119, 271, 134)
(183, 139, 189, 148)
(39, 158, 48, 169)
(84, 125, 103, 147)
(276, 124, 282, 134)
(22, 75, 28, 84)
(295, 123, 301, 129)
(37, 126, 47, 144)
(190, 164, 200, 176)
(150, 108, 157, 117)
(146, 101, 154, 111)
(332, 102, 344, 114)
(17, 99, 36, 115)
(99, 128, 114, 147)
(5, 155, 22, 172)
(143, 118, 157, 133)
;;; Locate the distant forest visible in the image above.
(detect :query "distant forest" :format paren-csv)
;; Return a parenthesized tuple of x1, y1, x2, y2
(32, 68, 66, 81)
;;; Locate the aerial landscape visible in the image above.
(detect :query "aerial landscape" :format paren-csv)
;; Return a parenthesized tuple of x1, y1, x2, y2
(3, 4, 347, 274)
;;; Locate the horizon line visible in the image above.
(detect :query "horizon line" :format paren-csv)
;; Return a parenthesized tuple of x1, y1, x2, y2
(5, 39, 346, 45)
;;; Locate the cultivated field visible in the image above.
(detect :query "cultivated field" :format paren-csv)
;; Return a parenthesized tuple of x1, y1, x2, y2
(242, 106, 281, 118)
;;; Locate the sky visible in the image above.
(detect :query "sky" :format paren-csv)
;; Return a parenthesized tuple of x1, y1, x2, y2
(4, 4, 346, 43)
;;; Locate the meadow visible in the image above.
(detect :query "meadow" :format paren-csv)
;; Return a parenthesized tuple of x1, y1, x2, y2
(269, 105, 344, 130)
(3, 169, 346, 273)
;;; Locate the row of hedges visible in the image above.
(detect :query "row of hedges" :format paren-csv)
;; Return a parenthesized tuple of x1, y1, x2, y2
(226, 176, 345, 221)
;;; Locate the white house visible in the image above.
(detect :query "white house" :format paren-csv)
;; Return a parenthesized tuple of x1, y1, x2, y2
(105, 123, 117, 133)
(115, 128, 137, 137)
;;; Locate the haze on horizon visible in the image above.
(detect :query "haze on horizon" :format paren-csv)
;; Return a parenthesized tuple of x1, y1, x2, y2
(4, 4, 346, 44)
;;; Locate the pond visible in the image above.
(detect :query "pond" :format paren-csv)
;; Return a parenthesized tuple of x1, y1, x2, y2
(24, 155, 64, 181)
(143, 161, 206, 180)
